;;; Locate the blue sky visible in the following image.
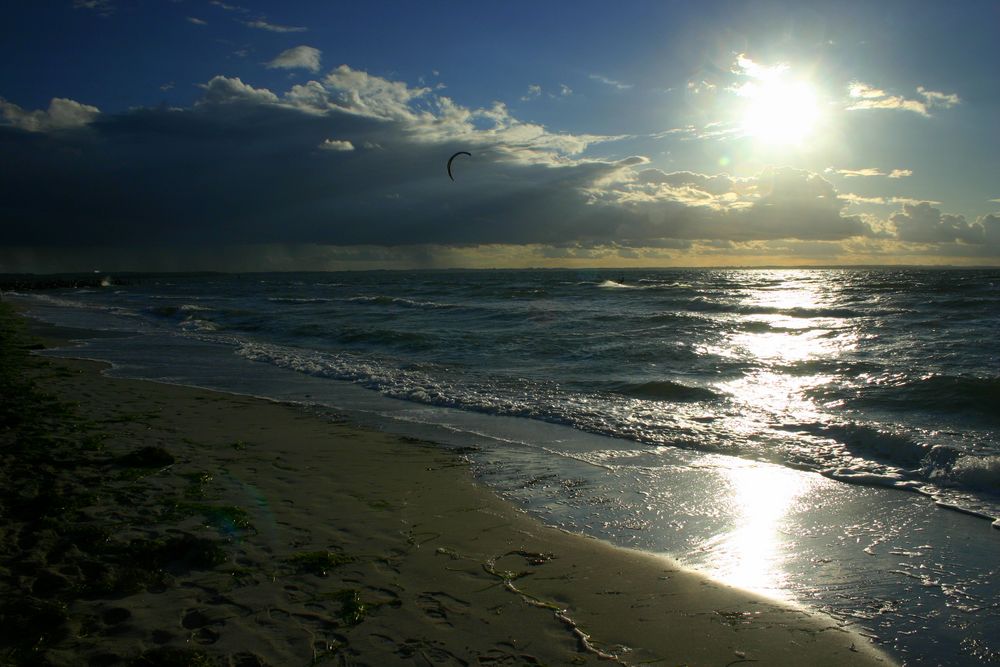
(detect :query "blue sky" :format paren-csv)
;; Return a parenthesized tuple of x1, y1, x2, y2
(1, 0, 998, 270)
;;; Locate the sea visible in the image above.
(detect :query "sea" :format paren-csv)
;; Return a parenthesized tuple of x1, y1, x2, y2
(9, 268, 999, 665)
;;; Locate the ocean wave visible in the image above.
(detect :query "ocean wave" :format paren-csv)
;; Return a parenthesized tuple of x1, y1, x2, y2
(334, 326, 437, 350)
(814, 373, 1000, 422)
(143, 303, 232, 332)
(781, 358, 884, 376)
(949, 455, 1000, 493)
(907, 375, 1000, 414)
(791, 421, 933, 468)
(142, 303, 222, 332)
(597, 280, 638, 289)
(933, 296, 1000, 309)
(146, 303, 211, 318)
(639, 311, 710, 325)
(597, 279, 693, 291)
(822, 468, 923, 490)
(347, 295, 455, 309)
(266, 297, 333, 304)
(15, 292, 109, 311)
(782, 421, 999, 504)
(684, 297, 866, 318)
(181, 319, 219, 332)
(236, 341, 483, 413)
(737, 320, 793, 333)
(232, 337, 997, 516)
(609, 380, 718, 402)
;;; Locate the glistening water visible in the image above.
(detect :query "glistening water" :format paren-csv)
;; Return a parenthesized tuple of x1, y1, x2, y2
(15, 267, 1000, 665)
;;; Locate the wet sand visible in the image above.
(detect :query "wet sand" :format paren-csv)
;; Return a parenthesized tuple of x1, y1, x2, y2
(1, 311, 898, 666)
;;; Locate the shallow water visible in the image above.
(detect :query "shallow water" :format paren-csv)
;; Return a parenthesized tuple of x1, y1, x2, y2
(14, 267, 1000, 665)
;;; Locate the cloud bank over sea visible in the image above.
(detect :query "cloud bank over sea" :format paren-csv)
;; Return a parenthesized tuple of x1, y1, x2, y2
(2, 63, 997, 270)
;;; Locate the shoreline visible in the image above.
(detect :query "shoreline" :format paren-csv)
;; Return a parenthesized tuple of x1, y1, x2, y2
(2, 309, 897, 665)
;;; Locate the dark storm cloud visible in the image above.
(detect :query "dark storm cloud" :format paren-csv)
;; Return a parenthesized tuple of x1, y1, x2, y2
(1, 67, 882, 251)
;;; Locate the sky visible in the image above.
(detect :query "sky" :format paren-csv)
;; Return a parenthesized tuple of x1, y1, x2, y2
(1, 0, 999, 271)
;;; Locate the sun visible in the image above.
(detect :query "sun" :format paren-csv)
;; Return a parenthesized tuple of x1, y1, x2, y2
(740, 78, 820, 145)
(732, 56, 822, 146)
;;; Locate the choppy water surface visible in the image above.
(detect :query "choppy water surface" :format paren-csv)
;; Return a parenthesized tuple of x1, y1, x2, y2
(15, 268, 1000, 665)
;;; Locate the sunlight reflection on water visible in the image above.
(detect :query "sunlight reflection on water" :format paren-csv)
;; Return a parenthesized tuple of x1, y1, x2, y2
(692, 274, 848, 597)
(713, 273, 860, 442)
(696, 459, 818, 599)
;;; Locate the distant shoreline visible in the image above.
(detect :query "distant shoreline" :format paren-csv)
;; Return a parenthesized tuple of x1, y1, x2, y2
(2, 263, 997, 292)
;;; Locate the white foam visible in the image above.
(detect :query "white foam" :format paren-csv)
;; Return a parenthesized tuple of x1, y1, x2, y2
(823, 467, 924, 490)
(949, 455, 1000, 492)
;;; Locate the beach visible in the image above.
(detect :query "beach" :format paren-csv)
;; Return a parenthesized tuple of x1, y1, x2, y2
(0, 305, 898, 665)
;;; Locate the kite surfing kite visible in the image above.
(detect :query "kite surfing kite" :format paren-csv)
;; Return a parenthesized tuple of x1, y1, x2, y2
(447, 151, 471, 181)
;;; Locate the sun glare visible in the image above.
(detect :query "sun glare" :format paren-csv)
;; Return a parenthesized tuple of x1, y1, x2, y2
(732, 56, 822, 146)
(740, 79, 821, 145)
(701, 459, 817, 598)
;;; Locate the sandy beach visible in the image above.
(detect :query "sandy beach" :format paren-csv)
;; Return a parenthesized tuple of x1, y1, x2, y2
(0, 307, 897, 666)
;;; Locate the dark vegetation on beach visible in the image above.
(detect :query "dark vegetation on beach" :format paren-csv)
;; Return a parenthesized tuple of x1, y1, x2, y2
(0, 303, 242, 666)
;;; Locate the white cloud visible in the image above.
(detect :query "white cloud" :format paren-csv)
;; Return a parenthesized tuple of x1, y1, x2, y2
(831, 167, 913, 178)
(651, 126, 694, 138)
(242, 19, 306, 33)
(918, 86, 960, 108)
(190, 66, 617, 161)
(846, 81, 960, 116)
(187, 17, 207, 25)
(979, 214, 1000, 246)
(197, 76, 279, 106)
(589, 74, 632, 90)
(318, 138, 354, 151)
(267, 45, 322, 73)
(890, 196, 936, 206)
(210, 0, 245, 11)
(559, 84, 572, 96)
(840, 193, 889, 206)
(890, 202, 983, 243)
(160, 82, 175, 91)
(0, 97, 100, 132)
(847, 82, 927, 115)
(654, 120, 740, 142)
(73, 0, 114, 15)
(521, 84, 541, 101)
(585, 166, 872, 243)
(732, 54, 788, 81)
(847, 82, 885, 99)
(840, 194, 940, 207)
(320, 65, 431, 120)
(835, 168, 886, 178)
(685, 80, 717, 94)
(0, 69, 921, 257)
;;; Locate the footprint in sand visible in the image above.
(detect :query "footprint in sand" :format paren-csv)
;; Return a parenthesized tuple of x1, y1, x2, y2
(417, 591, 471, 624)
